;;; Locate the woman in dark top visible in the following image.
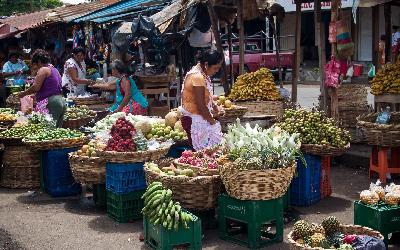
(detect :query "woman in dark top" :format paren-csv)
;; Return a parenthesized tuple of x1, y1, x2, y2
(19, 49, 66, 127)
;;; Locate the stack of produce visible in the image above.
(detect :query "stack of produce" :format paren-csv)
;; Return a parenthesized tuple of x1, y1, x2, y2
(141, 182, 194, 230)
(218, 120, 302, 200)
(0, 124, 46, 140)
(64, 106, 96, 120)
(146, 162, 195, 177)
(289, 217, 384, 249)
(0, 108, 15, 114)
(106, 117, 136, 152)
(0, 113, 17, 128)
(229, 68, 281, 101)
(28, 112, 56, 128)
(23, 128, 87, 150)
(278, 109, 351, 154)
(146, 122, 187, 142)
(76, 141, 106, 158)
(359, 181, 400, 206)
(176, 148, 220, 172)
(371, 61, 400, 95)
(216, 95, 248, 129)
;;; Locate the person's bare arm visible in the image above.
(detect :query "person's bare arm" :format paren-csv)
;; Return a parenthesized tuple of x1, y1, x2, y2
(191, 74, 216, 125)
(114, 78, 131, 113)
(67, 67, 94, 85)
(91, 80, 116, 91)
(18, 67, 50, 98)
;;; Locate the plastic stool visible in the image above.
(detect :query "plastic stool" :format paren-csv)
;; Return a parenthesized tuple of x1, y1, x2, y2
(369, 146, 400, 184)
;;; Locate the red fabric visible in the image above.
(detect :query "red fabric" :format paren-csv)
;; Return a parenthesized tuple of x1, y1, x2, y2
(339, 60, 348, 75)
(181, 116, 193, 148)
(337, 38, 351, 44)
(121, 102, 147, 115)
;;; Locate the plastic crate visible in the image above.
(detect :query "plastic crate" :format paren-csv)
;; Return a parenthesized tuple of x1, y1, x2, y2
(218, 193, 283, 249)
(354, 200, 400, 245)
(106, 162, 146, 194)
(143, 210, 202, 250)
(46, 182, 81, 197)
(166, 145, 193, 159)
(106, 189, 145, 223)
(42, 148, 78, 177)
(321, 156, 332, 199)
(282, 190, 290, 211)
(187, 209, 217, 230)
(290, 154, 321, 206)
(93, 184, 107, 208)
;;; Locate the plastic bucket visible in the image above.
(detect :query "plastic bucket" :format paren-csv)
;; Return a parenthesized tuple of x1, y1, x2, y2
(353, 64, 363, 76)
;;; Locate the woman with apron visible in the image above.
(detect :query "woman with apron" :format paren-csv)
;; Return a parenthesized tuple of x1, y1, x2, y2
(179, 49, 223, 151)
(91, 60, 148, 114)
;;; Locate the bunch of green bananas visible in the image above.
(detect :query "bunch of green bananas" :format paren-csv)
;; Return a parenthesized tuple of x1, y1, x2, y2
(141, 182, 194, 231)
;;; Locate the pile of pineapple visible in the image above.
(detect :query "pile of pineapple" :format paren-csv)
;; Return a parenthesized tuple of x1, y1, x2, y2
(229, 68, 281, 101)
(292, 216, 353, 249)
(371, 61, 400, 95)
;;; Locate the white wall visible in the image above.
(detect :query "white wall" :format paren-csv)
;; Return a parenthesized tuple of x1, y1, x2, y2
(357, 8, 373, 61)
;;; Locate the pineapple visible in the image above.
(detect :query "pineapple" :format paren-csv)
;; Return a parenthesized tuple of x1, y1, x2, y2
(292, 220, 312, 239)
(311, 223, 326, 236)
(310, 233, 329, 248)
(326, 231, 344, 248)
(321, 216, 341, 235)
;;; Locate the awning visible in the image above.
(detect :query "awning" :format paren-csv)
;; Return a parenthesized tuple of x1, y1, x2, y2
(0, 9, 53, 31)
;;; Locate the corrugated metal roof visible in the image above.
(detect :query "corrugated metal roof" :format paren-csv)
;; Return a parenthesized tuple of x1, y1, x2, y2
(0, 9, 53, 31)
(91, 5, 164, 23)
(48, 0, 120, 22)
(74, 0, 157, 22)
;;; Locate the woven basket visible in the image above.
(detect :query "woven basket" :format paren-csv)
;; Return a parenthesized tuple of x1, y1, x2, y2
(71, 97, 107, 106)
(96, 146, 171, 163)
(144, 166, 223, 210)
(0, 137, 24, 146)
(174, 159, 218, 176)
(235, 100, 283, 117)
(0, 145, 40, 189)
(0, 120, 16, 129)
(219, 106, 248, 122)
(24, 136, 90, 151)
(218, 156, 296, 200)
(63, 115, 96, 129)
(357, 112, 400, 147)
(287, 224, 384, 250)
(137, 74, 172, 84)
(301, 143, 350, 156)
(69, 153, 106, 185)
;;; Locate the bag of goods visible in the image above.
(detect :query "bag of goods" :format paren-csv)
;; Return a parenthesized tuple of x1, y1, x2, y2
(384, 192, 400, 206)
(369, 181, 385, 201)
(360, 190, 380, 205)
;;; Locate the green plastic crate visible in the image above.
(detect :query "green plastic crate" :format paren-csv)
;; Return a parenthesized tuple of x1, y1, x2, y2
(143, 210, 202, 250)
(354, 200, 400, 245)
(93, 184, 107, 208)
(218, 193, 284, 249)
(187, 209, 217, 230)
(106, 189, 145, 223)
(282, 191, 290, 211)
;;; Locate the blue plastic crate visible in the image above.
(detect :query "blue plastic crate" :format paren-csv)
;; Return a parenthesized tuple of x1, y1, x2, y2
(106, 162, 146, 194)
(290, 154, 321, 206)
(167, 145, 193, 159)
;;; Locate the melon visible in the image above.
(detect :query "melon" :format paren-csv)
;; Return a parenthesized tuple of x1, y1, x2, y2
(165, 111, 178, 127)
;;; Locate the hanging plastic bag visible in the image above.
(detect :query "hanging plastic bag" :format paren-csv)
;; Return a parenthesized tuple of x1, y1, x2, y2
(376, 106, 391, 124)
(20, 96, 33, 114)
(325, 56, 341, 88)
(346, 65, 354, 78)
(368, 64, 376, 78)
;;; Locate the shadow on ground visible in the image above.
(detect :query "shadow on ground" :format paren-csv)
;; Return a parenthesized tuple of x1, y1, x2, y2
(87, 215, 142, 234)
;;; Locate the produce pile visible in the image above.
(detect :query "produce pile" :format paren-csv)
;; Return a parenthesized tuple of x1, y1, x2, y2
(216, 95, 233, 109)
(0, 113, 16, 122)
(0, 124, 45, 139)
(24, 128, 85, 142)
(176, 149, 220, 170)
(0, 108, 15, 115)
(76, 141, 106, 158)
(360, 181, 400, 206)
(28, 112, 56, 128)
(229, 68, 281, 101)
(224, 120, 302, 170)
(291, 217, 383, 249)
(141, 182, 194, 230)
(371, 61, 400, 95)
(64, 106, 95, 120)
(147, 122, 187, 142)
(278, 109, 351, 148)
(105, 117, 137, 152)
(145, 162, 195, 177)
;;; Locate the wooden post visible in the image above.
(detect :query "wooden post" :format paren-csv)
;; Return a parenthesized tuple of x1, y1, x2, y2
(238, 0, 245, 75)
(206, 0, 229, 94)
(227, 24, 234, 89)
(384, 3, 391, 62)
(330, 0, 339, 120)
(292, 0, 301, 104)
(315, 0, 327, 111)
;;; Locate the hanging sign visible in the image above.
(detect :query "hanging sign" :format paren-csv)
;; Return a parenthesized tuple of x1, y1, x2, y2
(275, 0, 353, 12)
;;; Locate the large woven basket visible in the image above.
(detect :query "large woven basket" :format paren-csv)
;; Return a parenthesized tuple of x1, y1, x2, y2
(0, 137, 24, 146)
(357, 112, 400, 147)
(71, 97, 107, 106)
(287, 224, 384, 250)
(218, 156, 296, 200)
(144, 165, 223, 210)
(69, 153, 106, 185)
(0, 120, 16, 129)
(219, 106, 248, 122)
(97, 146, 171, 163)
(0, 145, 40, 189)
(63, 115, 96, 129)
(24, 136, 90, 151)
(235, 100, 283, 117)
(301, 143, 350, 157)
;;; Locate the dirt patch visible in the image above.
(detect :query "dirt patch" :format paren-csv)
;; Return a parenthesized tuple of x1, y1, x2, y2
(0, 228, 24, 250)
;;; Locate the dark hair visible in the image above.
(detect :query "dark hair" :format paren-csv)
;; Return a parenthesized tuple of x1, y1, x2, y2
(198, 49, 223, 66)
(8, 51, 20, 59)
(111, 59, 128, 74)
(380, 35, 386, 41)
(71, 47, 86, 56)
(31, 49, 50, 64)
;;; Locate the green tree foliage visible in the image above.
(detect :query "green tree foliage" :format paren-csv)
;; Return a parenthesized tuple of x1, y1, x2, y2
(0, 0, 63, 16)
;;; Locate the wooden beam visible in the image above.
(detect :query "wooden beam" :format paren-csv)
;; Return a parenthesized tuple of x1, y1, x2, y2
(315, 0, 327, 111)
(238, 0, 245, 75)
(330, 0, 339, 120)
(292, 0, 301, 103)
(384, 3, 392, 62)
(206, 0, 229, 94)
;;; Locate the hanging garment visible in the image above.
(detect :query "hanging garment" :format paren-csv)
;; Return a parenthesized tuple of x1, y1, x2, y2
(325, 56, 341, 88)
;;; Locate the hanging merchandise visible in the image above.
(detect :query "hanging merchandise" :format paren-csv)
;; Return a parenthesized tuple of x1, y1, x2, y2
(73, 25, 84, 48)
(325, 56, 341, 88)
(336, 19, 354, 58)
(329, 22, 337, 43)
(368, 64, 376, 78)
